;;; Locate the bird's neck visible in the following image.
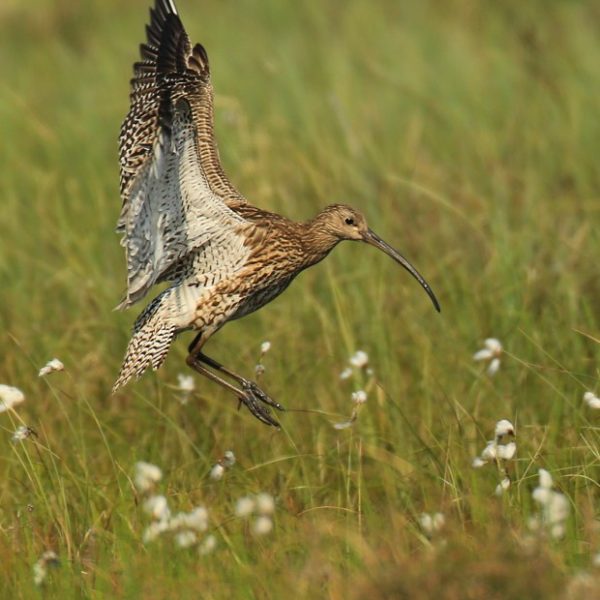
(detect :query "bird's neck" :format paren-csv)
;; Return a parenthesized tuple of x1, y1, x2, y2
(299, 213, 341, 268)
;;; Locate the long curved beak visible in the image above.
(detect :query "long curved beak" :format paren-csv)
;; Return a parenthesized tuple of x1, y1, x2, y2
(362, 229, 440, 312)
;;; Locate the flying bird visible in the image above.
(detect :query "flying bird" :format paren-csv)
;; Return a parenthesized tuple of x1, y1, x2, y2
(113, 0, 440, 426)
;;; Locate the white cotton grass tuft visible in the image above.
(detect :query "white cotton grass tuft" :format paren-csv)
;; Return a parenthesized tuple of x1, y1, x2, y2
(235, 492, 276, 535)
(494, 419, 515, 438)
(351, 390, 367, 405)
(260, 341, 271, 355)
(473, 338, 503, 376)
(176, 373, 195, 404)
(0, 385, 25, 413)
(530, 468, 570, 539)
(222, 450, 236, 467)
(135, 462, 213, 551)
(472, 419, 516, 494)
(333, 388, 369, 429)
(134, 461, 162, 493)
(235, 496, 256, 518)
(177, 373, 195, 393)
(12, 425, 35, 442)
(174, 530, 198, 548)
(255, 493, 275, 515)
(339, 367, 353, 380)
(419, 512, 445, 537)
(252, 515, 273, 536)
(143, 495, 170, 521)
(209, 450, 236, 480)
(199, 534, 217, 555)
(583, 391, 600, 410)
(32, 551, 59, 586)
(210, 464, 225, 481)
(142, 519, 170, 543)
(349, 350, 369, 369)
(38, 358, 65, 377)
(495, 477, 512, 496)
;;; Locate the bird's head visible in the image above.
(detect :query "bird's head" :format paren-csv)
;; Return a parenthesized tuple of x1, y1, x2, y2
(316, 203, 440, 312)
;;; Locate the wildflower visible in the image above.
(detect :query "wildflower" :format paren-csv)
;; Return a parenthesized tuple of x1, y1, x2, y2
(538, 468, 553, 489)
(495, 477, 511, 496)
(176, 373, 195, 404)
(235, 496, 255, 518)
(472, 419, 516, 494)
(339, 367, 353, 380)
(255, 363, 265, 377)
(143, 495, 170, 521)
(177, 374, 195, 393)
(481, 441, 498, 461)
(134, 461, 162, 493)
(252, 515, 273, 535)
(473, 338, 502, 376)
(199, 534, 217, 556)
(472, 419, 516, 468)
(32, 551, 59, 586)
(12, 425, 35, 442)
(183, 507, 209, 532)
(0, 385, 25, 413)
(349, 350, 369, 369)
(584, 391, 600, 410)
(419, 512, 445, 536)
(210, 464, 225, 481)
(496, 442, 516, 460)
(38, 358, 65, 377)
(222, 450, 236, 467)
(495, 419, 515, 438)
(174, 530, 197, 548)
(531, 468, 570, 539)
(333, 412, 357, 430)
(351, 390, 367, 405)
(260, 341, 271, 355)
(142, 519, 170, 543)
(255, 493, 275, 515)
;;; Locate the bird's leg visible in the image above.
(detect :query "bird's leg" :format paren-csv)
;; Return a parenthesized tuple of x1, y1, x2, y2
(186, 354, 280, 428)
(197, 352, 285, 412)
(187, 332, 284, 412)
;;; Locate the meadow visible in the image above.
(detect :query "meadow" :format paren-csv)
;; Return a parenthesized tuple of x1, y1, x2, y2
(0, 0, 599, 597)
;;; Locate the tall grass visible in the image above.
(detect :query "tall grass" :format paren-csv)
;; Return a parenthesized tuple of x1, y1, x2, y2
(1, 0, 599, 597)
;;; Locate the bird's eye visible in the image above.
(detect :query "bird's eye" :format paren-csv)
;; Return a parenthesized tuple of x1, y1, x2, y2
(345, 217, 355, 226)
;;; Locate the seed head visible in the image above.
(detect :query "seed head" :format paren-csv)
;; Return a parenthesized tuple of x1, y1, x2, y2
(38, 358, 65, 377)
(350, 351, 369, 369)
(210, 464, 225, 481)
(235, 496, 256, 518)
(252, 515, 273, 535)
(134, 461, 162, 493)
(0, 385, 25, 413)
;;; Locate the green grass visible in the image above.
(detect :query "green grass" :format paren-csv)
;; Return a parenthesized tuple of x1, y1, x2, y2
(1, 0, 599, 597)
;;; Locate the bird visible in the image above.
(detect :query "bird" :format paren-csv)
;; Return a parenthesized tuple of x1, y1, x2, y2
(113, 0, 440, 427)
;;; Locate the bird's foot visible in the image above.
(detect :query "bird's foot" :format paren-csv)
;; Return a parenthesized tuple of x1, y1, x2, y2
(242, 381, 285, 412)
(237, 381, 285, 427)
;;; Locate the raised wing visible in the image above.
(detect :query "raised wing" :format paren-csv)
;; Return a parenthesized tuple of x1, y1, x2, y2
(117, 0, 249, 308)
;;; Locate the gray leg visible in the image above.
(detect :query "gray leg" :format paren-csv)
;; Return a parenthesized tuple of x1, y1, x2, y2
(186, 335, 284, 427)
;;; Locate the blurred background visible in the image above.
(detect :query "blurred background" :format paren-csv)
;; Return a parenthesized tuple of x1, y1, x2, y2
(0, 0, 599, 596)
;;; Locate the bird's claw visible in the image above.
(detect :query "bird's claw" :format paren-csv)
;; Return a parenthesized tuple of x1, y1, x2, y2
(237, 381, 284, 427)
(242, 381, 285, 412)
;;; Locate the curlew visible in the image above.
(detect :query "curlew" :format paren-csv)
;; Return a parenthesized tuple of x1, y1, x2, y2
(113, 0, 440, 427)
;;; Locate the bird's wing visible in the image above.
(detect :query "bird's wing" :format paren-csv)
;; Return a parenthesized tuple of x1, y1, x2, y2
(117, 0, 250, 308)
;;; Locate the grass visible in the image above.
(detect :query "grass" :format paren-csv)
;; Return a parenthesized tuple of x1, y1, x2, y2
(0, 0, 599, 597)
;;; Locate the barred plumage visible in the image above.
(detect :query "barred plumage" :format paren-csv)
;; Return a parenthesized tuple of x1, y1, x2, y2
(113, 0, 440, 427)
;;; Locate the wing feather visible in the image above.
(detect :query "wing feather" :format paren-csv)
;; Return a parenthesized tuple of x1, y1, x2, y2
(117, 0, 250, 308)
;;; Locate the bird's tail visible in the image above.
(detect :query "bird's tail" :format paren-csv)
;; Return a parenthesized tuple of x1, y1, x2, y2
(112, 292, 177, 392)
